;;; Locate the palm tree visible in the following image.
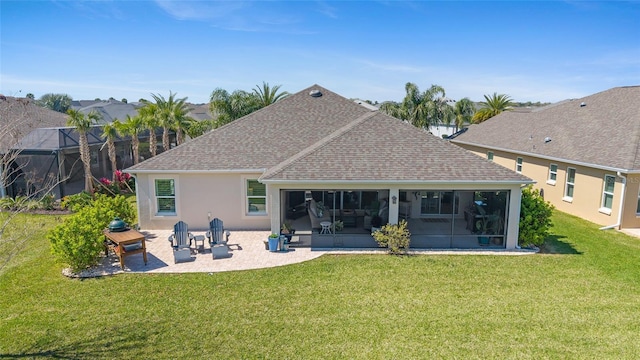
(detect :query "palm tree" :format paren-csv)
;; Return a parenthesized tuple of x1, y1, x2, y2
(151, 92, 192, 150)
(453, 98, 475, 131)
(40, 93, 73, 113)
(253, 82, 289, 107)
(100, 121, 119, 181)
(117, 115, 145, 165)
(380, 83, 450, 130)
(378, 101, 405, 120)
(137, 102, 159, 157)
(472, 92, 513, 123)
(172, 107, 194, 145)
(209, 88, 259, 129)
(66, 109, 101, 193)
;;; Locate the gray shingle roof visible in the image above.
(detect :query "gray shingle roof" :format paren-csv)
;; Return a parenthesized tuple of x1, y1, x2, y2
(127, 84, 531, 184)
(451, 86, 640, 171)
(78, 100, 141, 124)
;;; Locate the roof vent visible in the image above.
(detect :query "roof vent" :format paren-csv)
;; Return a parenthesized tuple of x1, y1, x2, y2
(580, 102, 586, 107)
(544, 137, 552, 143)
(309, 89, 322, 98)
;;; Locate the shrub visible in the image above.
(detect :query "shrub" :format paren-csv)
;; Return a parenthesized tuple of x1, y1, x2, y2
(372, 220, 411, 255)
(519, 185, 554, 248)
(60, 191, 93, 212)
(40, 193, 55, 210)
(0, 196, 28, 211)
(49, 194, 136, 271)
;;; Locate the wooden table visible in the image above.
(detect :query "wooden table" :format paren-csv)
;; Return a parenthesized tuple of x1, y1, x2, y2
(103, 229, 147, 269)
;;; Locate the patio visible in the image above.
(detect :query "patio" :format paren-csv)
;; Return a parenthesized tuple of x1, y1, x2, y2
(68, 228, 537, 278)
(79, 230, 326, 277)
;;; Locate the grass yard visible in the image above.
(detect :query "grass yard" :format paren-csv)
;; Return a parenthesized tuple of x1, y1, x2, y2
(1, 211, 639, 359)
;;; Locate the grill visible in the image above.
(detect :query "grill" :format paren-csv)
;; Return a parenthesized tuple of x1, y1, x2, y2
(108, 217, 128, 232)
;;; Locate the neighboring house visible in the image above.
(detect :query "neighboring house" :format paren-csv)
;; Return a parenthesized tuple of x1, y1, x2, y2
(0, 96, 162, 198)
(451, 85, 640, 231)
(126, 85, 532, 250)
(187, 103, 213, 121)
(73, 99, 142, 124)
(0, 96, 67, 197)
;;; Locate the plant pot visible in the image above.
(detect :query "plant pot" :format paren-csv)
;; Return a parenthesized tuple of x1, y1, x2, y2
(478, 236, 490, 245)
(280, 229, 295, 243)
(268, 237, 279, 252)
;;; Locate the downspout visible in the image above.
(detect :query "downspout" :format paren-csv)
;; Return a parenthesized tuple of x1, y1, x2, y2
(599, 171, 626, 230)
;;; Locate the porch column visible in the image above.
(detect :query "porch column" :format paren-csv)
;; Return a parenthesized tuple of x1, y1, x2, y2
(505, 185, 522, 249)
(268, 184, 281, 234)
(388, 187, 400, 225)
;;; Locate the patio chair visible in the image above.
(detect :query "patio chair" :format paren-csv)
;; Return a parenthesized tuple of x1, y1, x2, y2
(168, 221, 194, 263)
(207, 218, 230, 259)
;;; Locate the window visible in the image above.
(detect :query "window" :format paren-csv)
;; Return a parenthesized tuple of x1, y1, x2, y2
(246, 179, 266, 215)
(155, 179, 176, 214)
(564, 167, 576, 201)
(487, 151, 494, 161)
(515, 157, 523, 173)
(547, 164, 558, 185)
(636, 188, 640, 214)
(601, 175, 615, 211)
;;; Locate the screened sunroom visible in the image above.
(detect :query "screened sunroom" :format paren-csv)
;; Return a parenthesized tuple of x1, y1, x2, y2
(279, 188, 510, 250)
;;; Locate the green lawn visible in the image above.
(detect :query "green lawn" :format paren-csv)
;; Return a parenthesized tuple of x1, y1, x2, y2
(1, 211, 639, 359)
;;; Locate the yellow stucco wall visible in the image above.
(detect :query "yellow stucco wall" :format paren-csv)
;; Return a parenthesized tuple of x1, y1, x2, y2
(459, 144, 640, 229)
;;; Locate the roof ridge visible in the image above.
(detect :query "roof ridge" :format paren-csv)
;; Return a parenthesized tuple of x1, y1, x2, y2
(260, 110, 378, 180)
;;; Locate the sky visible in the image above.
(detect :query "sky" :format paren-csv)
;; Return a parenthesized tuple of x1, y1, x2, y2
(1, 1, 639, 104)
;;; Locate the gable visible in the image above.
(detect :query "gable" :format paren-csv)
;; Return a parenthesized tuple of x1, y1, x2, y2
(261, 112, 532, 184)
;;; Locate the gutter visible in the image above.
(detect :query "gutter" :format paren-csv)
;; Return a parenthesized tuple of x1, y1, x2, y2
(600, 171, 627, 230)
(451, 139, 640, 175)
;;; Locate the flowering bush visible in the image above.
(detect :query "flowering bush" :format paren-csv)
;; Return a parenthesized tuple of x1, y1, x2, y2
(114, 170, 131, 185)
(94, 170, 134, 195)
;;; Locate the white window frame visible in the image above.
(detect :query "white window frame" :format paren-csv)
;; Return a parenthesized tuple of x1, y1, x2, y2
(152, 177, 178, 217)
(245, 178, 267, 216)
(487, 151, 494, 161)
(599, 175, 615, 215)
(547, 164, 558, 185)
(563, 167, 576, 203)
(515, 157, 523, 173)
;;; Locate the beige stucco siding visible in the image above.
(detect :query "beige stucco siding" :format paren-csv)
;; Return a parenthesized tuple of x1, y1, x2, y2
(459, 144, 640, 229)
(621, 175, 640, 228)
(133, 172, 270, 231)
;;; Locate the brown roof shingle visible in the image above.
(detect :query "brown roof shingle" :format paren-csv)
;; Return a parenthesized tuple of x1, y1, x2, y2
(451, 86, 640, 171)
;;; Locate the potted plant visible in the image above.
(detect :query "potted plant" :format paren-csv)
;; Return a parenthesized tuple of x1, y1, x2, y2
(370, 215, 382, 232)
(267, 233, 279, 252)
(280, 221, 295, 243)
(488, 210, 505, 245)
(331, 220, 344, 232)
(475, 219, 491, 245)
